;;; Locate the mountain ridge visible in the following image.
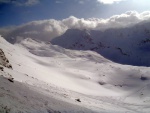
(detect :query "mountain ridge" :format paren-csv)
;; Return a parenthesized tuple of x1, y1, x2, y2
(51, 21, 150, 66)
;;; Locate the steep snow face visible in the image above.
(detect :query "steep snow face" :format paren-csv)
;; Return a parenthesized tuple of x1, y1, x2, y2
(51, 21, 150, 66)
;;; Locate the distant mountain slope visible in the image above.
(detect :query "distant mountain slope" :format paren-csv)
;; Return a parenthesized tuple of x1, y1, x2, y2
(51, 21, 150, 66)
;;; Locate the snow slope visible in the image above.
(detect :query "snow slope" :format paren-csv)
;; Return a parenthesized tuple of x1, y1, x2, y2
(51, 21, 150, 66)
(1, 35, 150, 113)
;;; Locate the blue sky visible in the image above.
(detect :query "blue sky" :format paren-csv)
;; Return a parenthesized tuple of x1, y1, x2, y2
(0, 0, 150, 27)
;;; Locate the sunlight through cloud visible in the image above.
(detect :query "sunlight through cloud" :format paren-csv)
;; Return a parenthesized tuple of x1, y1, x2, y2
(97, 0, 125, 4)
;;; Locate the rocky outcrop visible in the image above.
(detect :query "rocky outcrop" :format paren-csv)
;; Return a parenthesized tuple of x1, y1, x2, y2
(0, 49, 12, 69)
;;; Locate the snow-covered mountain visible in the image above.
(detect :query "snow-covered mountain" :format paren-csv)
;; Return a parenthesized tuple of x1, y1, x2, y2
(51, 21, 150, 66)
(1, 35, 150, 113)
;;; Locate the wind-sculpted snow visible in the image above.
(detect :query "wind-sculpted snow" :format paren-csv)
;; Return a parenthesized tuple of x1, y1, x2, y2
(20, 38, 109, 64)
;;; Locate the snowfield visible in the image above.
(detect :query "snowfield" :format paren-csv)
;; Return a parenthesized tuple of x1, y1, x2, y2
(0, 35, 150, 113)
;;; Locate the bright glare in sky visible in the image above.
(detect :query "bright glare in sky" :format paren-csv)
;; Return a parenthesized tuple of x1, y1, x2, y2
(97, 0, 125, 4)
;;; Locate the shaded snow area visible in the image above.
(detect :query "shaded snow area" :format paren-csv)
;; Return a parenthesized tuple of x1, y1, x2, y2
(0, 36, 150, 113)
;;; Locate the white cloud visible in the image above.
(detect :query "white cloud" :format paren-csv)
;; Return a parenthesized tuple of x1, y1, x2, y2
(0, 0, 10, 4)
(24, 0, 39, 6)
(97, 0, 125, 4)
(1, 11, 150, 42)
(78, 1, 84, 4)
(0, 0, 39, 6)
(55, 1, 62, 4)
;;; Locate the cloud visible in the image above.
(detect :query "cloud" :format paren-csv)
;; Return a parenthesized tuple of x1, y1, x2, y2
(0, 0, 10, 4)
(55, 1, 62, 4)
(97, 0, 125, 4)
(1, 11, 150, 42)
(78, 1, 84, 4)
(24, 0, 39, 6)
(0, 0, 40, 6)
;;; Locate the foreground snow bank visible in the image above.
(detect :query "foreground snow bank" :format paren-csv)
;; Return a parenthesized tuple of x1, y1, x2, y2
(0, 76, 96, 113)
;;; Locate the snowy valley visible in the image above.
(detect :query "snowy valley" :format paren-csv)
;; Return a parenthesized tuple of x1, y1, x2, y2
(0, 30, 150, 113)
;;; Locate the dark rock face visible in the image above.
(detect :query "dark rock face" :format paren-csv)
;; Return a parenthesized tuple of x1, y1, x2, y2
(0, 66, 4, 71)
(75, 98, 81, 102)
(8, 77, 14, 83)
(140, 76, 148, 81)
